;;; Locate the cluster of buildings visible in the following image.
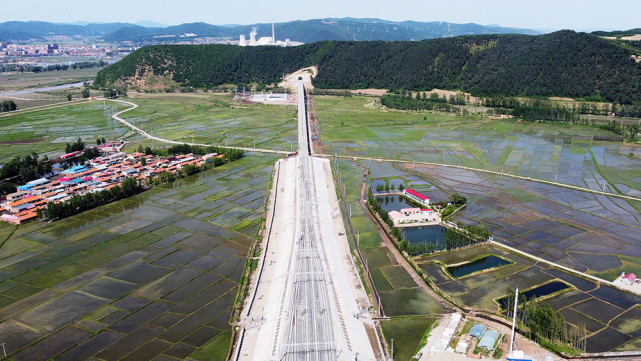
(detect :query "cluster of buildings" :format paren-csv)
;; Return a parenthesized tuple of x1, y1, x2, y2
(466, 323, 501, 352)
(388, 189, 440, 227)
(0, 43, 128, 59)
(238, 23, 300, 47)
(1, 148, 222, 225)
(389, 207, 440, 227)
(0, 43, 59, 56)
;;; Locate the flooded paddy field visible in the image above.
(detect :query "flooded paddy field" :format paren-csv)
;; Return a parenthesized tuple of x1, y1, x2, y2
(315, 95, 641, 195)
(0, 153, 279, 360)
(417, 244, 641, 352)
(0, 101, 130, 161)
(122, 93, 299, 152)
(360, 161, 641, 352)
(373, 162, 641, 281)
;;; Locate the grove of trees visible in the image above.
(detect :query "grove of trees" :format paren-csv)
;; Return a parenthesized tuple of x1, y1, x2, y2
(0, 152, 53, 185)
(1, 100, 17, 113)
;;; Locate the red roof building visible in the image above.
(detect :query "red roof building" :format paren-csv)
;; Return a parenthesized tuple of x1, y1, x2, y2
(403, 189, 430, 206)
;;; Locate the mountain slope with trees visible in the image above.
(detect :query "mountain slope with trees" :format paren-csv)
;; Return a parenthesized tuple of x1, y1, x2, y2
(95, 31, 641, 103)
(0, 18, 538, 43)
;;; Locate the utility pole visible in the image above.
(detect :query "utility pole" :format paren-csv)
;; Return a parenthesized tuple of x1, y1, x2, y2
(390, 339, 394, 360)
(1, 342, 6, 358)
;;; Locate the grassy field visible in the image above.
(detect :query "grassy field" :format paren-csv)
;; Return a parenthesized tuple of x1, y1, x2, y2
(0, 153, 279, 360)
(0, 100, 130, 161)
(314, 95, 641, 195)
(121, 93, 299, 152)
(380, 316, 435, 361)
(0, 68, 98, 90)
(0, 92, 299, 164)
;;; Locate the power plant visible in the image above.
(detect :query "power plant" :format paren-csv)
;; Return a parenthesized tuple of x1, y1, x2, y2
(238, 23, 297, 47)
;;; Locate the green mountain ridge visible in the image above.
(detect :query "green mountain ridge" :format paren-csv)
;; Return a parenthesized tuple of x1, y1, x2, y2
(0, 18, 538, 43)
(95, 31, 641, 103)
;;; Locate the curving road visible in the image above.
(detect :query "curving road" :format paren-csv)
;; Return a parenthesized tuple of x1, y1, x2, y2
(106, 98, 289, 155)
(105, 97, 641, 203)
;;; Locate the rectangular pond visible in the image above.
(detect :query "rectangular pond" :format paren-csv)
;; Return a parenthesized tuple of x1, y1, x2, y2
(497, 281, 570, 309)
(446, 255, 511, 278)
(375, 195, 414, 213)
(401, 225, 446, 250)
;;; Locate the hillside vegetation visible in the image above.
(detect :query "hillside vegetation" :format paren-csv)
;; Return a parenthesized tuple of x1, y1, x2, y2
(0, 18, 537, 43)
(95, 31, 641, 103)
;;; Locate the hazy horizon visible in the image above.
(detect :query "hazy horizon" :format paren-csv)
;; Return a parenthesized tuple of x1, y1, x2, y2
(1, 0, 639, 32)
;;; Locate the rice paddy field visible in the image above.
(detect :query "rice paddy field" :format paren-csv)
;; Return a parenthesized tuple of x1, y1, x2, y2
(314, 95, 641, 197)
(0, 153, 279, 360)
(402, 163, 641, 279)
(0, 101, 131, 162)
(121, 93, 299, 152)
(363, 160, 641, 352)
(417, 244, 641, 353)
(0, 67, 99, 90)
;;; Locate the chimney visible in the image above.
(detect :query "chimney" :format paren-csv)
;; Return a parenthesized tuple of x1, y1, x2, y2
(272, 22, 275, 43)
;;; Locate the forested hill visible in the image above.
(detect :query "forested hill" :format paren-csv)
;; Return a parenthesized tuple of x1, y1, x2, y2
(95, 30, 641, 103)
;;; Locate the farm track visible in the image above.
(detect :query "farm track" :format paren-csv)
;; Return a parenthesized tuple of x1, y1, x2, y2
(105, 97, 641, 203)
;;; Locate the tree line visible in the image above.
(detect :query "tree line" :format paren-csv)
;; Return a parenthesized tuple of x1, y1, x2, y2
(504, 287, 587, 353)
(380, 93, 462, 113)
(139, 143, 245, 163)
(0, 152, 53, 186)
(0, 60, 108, 74)
(95, 31, 641, 104)
(42, 177, 143, 220)
(41, 145, 246, 220)
(383, 91, 640, 141)
(444, 223, 490, 250)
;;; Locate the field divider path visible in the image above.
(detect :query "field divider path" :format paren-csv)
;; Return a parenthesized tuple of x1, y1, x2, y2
(0, 98, 91, 118)
(318, 154, 641, 203)
(104, 97, 289, 155)
(488, 239, 621, 290)
(107, 96, 641, 203)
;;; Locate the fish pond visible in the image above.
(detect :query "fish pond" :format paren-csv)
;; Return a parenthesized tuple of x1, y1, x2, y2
(497, 281, 570, 309)
(401, 225, 447, 250)
(447, 255, 511, 278)
(375, 195, 415, 213)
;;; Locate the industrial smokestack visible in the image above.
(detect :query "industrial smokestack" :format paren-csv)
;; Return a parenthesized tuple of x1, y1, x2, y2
(249, 27, 257, 45)
(272, 22, 275, 43)
(239, 35, 247, 46)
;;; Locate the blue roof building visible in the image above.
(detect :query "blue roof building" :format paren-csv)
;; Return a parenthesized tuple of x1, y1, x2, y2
(469, 324, 486, 339)
(478, 330, 500, 351)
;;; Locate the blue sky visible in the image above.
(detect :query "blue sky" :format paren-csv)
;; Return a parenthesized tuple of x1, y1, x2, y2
(1, 0, 639, 31)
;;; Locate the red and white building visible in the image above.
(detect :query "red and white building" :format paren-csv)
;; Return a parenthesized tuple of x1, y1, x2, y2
(403, 189, 430, 207)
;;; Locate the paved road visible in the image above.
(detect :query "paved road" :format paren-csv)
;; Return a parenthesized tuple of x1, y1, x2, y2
(277, 81, 337, 360)
(107, 96, 641, 203)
